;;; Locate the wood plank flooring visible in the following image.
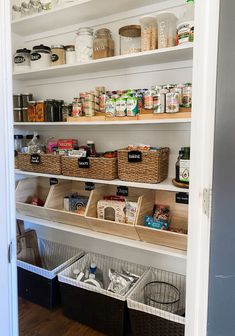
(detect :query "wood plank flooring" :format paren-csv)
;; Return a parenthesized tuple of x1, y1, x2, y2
(19, 298, 105, 336)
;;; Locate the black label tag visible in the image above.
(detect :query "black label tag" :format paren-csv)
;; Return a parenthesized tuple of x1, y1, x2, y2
(176, 192, 189, 204)
(117, 186, 129, 197)
(51, 54, 59, 62)
(85, 182, 95, 191)
(30, 154, 41, 165)
(78, 158, 90, 168)
(50, 178, 58, 186)
(128, 150, 142, 163)
(14, 56, 25, 64)
(31, 52, 41, 61)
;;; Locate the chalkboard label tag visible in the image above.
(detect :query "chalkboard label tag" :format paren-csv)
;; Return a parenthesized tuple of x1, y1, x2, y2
(176, 192, 189, 204)
(85, 182, 95, 191)
(78, 158, 90, 168)
(50, 178, 58, 186)
(128, 150, 142, 163)
(117, 186, 129, 197)
(30, 154, 41, 165)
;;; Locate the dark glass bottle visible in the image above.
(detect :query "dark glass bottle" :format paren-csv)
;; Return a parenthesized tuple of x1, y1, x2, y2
(176, 149, 184, 182)
(45, 100, 55, 122)
(179, 147, 190, 184)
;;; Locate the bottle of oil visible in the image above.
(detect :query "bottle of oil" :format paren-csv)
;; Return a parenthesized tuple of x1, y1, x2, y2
(175, 148, 184, 182)
(179, 147, 190, 184)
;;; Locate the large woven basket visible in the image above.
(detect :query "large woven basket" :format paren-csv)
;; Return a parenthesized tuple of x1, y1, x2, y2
(18, 153, 62, 175)
(61, 156, 118, 180)
(118, 148, 169, 184)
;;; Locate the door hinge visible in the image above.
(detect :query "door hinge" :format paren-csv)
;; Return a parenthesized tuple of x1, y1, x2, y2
(8, 242, 12, 263)
(203, 188, 212, 217)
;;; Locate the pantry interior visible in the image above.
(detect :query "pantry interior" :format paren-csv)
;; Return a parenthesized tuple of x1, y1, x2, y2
(11, 0, 217, 335)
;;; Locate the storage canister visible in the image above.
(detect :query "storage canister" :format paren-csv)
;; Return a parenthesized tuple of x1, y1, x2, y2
(93, 28, 115, 60)
(14, 108, 23, 122)
(139, 16, 158, 51)
(156, 13, 177, 49)
(35, 101, 45, 122)
(30, 44, 51, 70)
(65, 45, 76, 65)
(75, 27, 93, 63)
(13, 48, 31, 73)
(13, 94, 22, 108)
(119, 25, 141, 55)
(51, 45, 65, 66)
(27, 101, 36, 122)
(21, 93, 33, 108)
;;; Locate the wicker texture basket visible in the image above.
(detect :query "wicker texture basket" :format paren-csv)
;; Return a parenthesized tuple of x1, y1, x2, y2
(118, 148, 169, 183)
(18, 153, 62, 175)
(61, 156, 118, 180)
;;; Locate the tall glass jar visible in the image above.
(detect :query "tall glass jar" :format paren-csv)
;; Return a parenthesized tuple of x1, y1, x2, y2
(75, 27, 94, 63)
(93, 28, 114, 60)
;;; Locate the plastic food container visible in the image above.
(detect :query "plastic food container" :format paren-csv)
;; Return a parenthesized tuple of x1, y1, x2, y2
(75, 27, 94, 63)
(156, 13, 177, 49)
(119, 25, 141, 55)
(139, 16, 158, 51)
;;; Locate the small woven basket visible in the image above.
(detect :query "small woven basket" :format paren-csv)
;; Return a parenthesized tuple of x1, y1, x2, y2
(18, 153, 62, 175)
(118, 148, 169, 184)
(61, 156, 118, 180)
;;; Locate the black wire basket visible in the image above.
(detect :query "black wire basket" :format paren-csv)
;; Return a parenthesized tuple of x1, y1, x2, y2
(144, 281, 180, 313)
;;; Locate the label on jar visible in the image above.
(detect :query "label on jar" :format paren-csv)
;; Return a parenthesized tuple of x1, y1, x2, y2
(127, 97, 138, 116)
(179, 159, 190, 183)
(14, 56, 25, 64)
(31, 52, 42, 61)
(116, 98, 127, 116)
(153, 94, 162, 114)
(51, 54, 59, 62)
(166, 92, 180, 113)
(177, 21, 194, 44)
(128, 150, 142, 162)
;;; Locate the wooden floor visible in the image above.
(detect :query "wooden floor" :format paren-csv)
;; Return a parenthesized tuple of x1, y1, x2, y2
(19, 298, 105, 336)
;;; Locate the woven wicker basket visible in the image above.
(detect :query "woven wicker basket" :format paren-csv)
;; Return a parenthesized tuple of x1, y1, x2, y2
(61, 156, 118, 180)
(118, 148, 169, 184)
(18, 153, 62, 175)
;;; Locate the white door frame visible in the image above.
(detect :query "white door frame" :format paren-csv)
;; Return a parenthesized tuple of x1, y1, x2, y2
(0, 1, 18, 336)
(186, 0, 220, 336)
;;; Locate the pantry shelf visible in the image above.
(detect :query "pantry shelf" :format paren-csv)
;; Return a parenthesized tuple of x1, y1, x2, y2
(15, 170, 187, 193)
(12, 45, 193, 82)
(16, 213, 187, 259)
(12, 0, 163, 37)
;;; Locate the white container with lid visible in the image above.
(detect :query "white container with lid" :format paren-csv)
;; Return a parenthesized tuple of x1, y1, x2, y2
(119, 25, 141, 55)
(65, 45, 76, 65)
(139, 16, 157, 51)
(14, 48, 31, 73)
(30, 44, 51, 70)
(75, 27, 93, 63)
(156, 12, 177, 49)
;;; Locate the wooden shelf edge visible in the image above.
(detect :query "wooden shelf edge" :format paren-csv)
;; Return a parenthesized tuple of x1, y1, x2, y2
(16, 213, 187, 259)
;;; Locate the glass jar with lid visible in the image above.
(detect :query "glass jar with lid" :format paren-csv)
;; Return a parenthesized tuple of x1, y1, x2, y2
(51, 45, 65, 66)
(30, 44, 51, 70)
(119, 25, 141, 55)
(156, 13, 177, 49)
(13, 48, 31, 73)
(75, 27, 94, 63)
(14, 135, 24, 152)
(139, 16, 157, 51)
(93, 28, 115, 60)
(65, 45, 76, 65)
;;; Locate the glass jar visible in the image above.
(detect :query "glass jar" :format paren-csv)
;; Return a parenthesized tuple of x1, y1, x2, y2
(14, 108, 23, 122)
(51, 45, 65, 66)
(156, 13, 177, 49)
(65, 45, 76, 65)
(93, 28, 115, 60)
(12, 4, 21, 20)
(35, 101, 45, 122)
(14, 135, 24, 152)
(139, 16, 158, 51)
(75, 27, 94, 63)
(13, 48, 31, 73)
(30, 44, 51, 70)
(27, 101, 36, 122)
(182, 83, 192, 108)
(119, 25, 141, 55)
(45, 99, 55, 122)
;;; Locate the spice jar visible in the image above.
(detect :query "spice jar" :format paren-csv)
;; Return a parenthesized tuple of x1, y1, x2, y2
(27, 101, 36, 122)
(140, 16, 158, 51)
(65, 45, 76, 65)
(93, 28, 115, 60)
(156, 13, 177, 49)
(30, 44, 51, 70)
(75, 27, 94, 63)
(51, 45, 65, 66)
(14, 48, 31, 73)
(119, 25, 141, 55)
(35, 101, 45, 122)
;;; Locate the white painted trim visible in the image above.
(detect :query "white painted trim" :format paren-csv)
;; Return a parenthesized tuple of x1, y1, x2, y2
(185, 1, 220, 336)
(0, 1, 18, 336)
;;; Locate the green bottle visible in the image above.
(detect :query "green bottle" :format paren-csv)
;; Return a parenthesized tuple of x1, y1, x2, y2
(179, 147, 190, 184)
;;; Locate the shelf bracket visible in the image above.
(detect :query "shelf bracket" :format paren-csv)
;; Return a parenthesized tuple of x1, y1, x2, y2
(203, 188, 212, 217)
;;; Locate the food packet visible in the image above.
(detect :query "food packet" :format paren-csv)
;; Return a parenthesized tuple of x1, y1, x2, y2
(28, 132, 45, 154)
(108, 269, 140, 295)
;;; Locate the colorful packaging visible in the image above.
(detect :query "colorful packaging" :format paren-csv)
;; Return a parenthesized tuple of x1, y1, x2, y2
(58, 139, 78, 150)
(105, 98, 116, 117)
(166, 92, 180, 113)
(116, 97, 127, 116)
(127, 96, 138, 116)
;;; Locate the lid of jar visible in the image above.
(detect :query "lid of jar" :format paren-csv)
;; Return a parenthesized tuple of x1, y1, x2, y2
(87, 140, 94, 145)
(16, 48, 31, 54)
(26, 134, 40, 139)
(32, 44, 51, 52)
(36, 100, 44, 103)
(119, 25, 141, 37)
(65, 45, 75, 51)
(51, 45, 64, 49)
(14, 135, 24, 139)
(139, 15, 157, 25)
(95, 28, 112, 35)
(28, 101, 36, 103)
(77, 27, 93, 34)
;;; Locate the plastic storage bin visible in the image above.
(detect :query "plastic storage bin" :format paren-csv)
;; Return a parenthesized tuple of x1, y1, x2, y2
(156, 13, 177, 49)
(58, 252, 148, 336)
(127, 268, 186, 336)
(18, 239, 84, 309)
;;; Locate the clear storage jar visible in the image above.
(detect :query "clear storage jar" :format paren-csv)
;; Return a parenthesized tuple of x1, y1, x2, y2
(13, 48, 31, 73)
(139, 16, 158, 51)
(156, 12, 177, 49)
(65, 45, 76, 65)
(51, 45, 65, 66)
(93, 28, 115, 60)
(30, 44, 51, 70)
(75, 27, 94, 63)
(119, 25, 141, 55)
